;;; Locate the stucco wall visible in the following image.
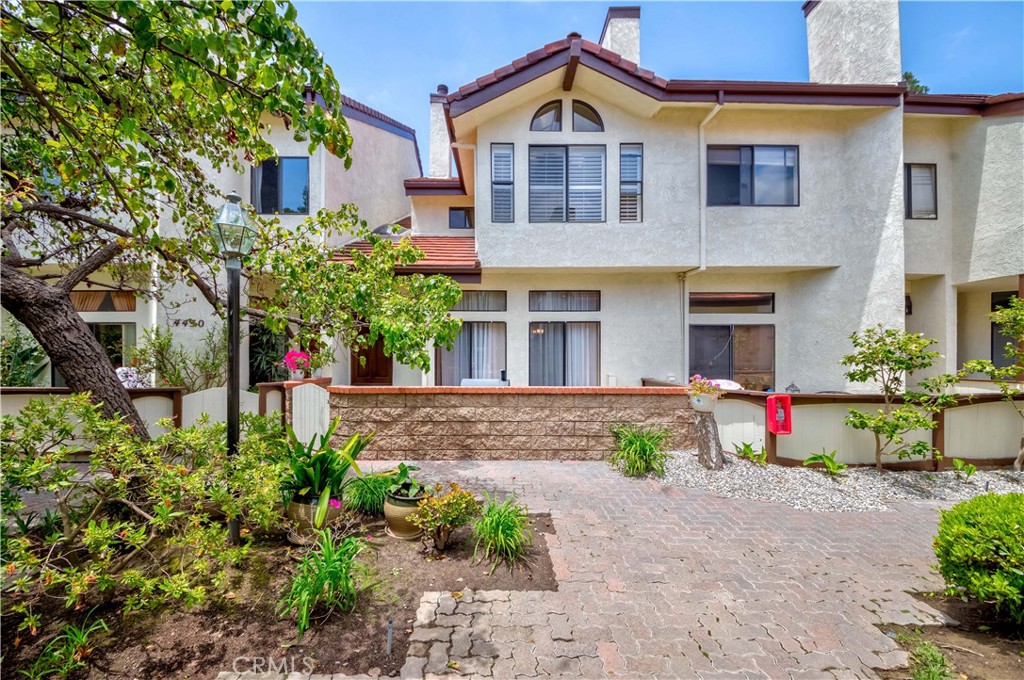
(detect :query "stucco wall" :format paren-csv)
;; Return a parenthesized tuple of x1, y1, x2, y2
(472, 90, 702, 268)
(905, 275, 957, 377)
(325, 115, 419, 237)
(806, 0, 902, 85)
(957, 277, 1019, 368)
(410, 195, 478, 236)
(951, 115, 1024, 284)
(903, 117, 955, 276)
(327, 387, 696, 460)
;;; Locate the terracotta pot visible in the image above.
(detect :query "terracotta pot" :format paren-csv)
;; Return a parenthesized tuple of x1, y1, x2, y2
(689, 393, 719, 413)
(286, 498, 344, 535)
(383, 492, 426, 540)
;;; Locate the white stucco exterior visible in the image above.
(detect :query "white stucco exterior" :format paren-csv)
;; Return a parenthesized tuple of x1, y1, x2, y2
(806, 0, 902, 85)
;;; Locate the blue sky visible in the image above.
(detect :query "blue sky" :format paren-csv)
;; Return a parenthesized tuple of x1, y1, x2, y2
(294, 1, 1024, 156)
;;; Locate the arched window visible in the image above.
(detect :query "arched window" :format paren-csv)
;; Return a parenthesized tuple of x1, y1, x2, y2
(572, 100, 604, 132)
(530, 101, 562, 131)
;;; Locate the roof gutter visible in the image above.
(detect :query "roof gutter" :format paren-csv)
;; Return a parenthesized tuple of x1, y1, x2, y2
(698, 100, 723, 272)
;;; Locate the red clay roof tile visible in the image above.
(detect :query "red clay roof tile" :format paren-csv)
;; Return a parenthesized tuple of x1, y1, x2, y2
(333, 236, 479, 273)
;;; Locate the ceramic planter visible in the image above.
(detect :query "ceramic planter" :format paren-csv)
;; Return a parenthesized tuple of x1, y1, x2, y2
(286, 498, 344, 535)
(383, 492, 426, 540)
(689, 393, 719, 413)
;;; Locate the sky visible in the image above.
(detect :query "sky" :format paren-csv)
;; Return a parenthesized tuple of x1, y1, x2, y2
(293, 1, 1024, 157)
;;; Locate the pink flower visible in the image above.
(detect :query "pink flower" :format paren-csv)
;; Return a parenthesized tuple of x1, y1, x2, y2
(283, 349, 311, 372)
(328, 498, 341, 509)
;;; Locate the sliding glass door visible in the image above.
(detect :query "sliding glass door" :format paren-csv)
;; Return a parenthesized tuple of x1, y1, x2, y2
(436, 322, 506, 385)
(529, 321, 600, 386)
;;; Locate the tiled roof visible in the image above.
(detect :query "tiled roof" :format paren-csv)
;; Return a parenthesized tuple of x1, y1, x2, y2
(334, 235, 479, 273)
(341, 95, 416, 136)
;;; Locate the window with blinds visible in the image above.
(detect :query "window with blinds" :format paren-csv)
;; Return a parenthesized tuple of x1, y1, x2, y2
(904, 163, 937, 219)
(491, 144, 514, 222)
(620, 144, 643, 222)
(529, 146, 605, 222)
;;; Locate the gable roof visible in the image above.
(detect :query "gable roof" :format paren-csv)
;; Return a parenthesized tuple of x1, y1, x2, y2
(445, 35, 1022, 118)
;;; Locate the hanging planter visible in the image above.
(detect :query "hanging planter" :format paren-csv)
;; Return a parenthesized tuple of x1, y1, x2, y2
(688, 374, 723, 413)
(689, 393, 719, 412)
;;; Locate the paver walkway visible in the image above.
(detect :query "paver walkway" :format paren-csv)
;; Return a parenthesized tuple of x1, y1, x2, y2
(222, 460, 956, 680)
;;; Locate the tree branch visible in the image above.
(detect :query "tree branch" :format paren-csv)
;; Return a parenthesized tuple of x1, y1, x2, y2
(56, 241, 124, 292)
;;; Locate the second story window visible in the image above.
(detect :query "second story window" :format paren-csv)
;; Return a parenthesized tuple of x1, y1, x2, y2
(572, 101, 604, 132)
(449, 208, 474, 230)
(905, 164, 937, 219)
(707, 145, 798, 206)
(491, 144, 514, 222)
(252, 157, 309, 215)
(530, 101, 562, 131)
(529, 146, 606, 222)
(620, 144, 643, 222)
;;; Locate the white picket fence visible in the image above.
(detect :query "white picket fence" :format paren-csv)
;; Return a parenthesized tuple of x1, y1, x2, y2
(180, 387, 261, 427)
(289, 383, 330, 444)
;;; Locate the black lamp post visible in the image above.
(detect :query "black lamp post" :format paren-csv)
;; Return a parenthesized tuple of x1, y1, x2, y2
(211, 191, 257, 545)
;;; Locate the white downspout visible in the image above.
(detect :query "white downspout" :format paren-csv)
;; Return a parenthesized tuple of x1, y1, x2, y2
(697, 102, 722, 271)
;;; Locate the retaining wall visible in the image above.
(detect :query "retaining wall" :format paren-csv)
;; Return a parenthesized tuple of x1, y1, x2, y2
(327, 386, 696, 460)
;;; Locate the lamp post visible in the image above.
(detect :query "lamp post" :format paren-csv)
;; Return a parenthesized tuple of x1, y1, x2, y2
(211, 191, 257, 545)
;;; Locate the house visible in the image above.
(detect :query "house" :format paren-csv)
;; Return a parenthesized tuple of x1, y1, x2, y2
(335, 2, 1023, 392)
(34, 96, 421, 389)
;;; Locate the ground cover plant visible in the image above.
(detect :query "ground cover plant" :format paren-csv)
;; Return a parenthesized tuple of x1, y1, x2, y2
(933, 493, 1024, 624)
(609, 423, 672, 477)
(950, 458, 977, 483)
(473, 492, 533, 574)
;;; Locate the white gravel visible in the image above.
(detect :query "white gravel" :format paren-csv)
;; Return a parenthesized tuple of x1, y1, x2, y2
(661, 451, 1024, 512)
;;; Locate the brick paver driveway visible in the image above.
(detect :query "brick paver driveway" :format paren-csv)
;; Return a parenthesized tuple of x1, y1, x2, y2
(221, 460, 954, 680)
(399, 461, 950, 680)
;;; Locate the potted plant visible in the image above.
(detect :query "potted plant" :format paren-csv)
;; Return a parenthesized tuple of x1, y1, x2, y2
(688, 374, 723, 412)
(281, 417, 374, 543)
(383, 463, 427, 540)
(283, 349, 312, 380)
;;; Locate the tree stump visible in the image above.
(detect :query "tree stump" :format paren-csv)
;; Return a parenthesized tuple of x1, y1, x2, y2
(695, 411, 725, 470)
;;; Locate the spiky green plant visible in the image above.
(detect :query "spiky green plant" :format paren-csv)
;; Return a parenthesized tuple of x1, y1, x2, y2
(278, 529, 364, 639)
(345, 472, 396, 516)
(608, 424, 672, 477)
(472, 491, 532, 575)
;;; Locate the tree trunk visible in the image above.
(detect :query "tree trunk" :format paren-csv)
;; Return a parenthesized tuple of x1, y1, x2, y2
(695, 411, 725, 470)
(1, 268, 149, 437)
(1015, 434, 1023, 472)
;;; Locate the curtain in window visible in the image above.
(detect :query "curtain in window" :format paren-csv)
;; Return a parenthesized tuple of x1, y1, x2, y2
(491, 145, 514, 222)
(529, 291, 600, 311)
(453, 291, 507, 312)
(529, 147, 566, 221)
(438, 322, 505, 385)
(70, 291, 105, 312)
(565, 322, 599, 386)
(529, 322, 565, 386)
(568, 147, 605, 222)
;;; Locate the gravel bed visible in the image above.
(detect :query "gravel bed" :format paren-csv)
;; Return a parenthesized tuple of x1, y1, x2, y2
(661, 451, 1024, 512)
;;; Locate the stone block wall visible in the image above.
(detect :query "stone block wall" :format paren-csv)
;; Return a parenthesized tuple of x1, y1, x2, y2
(327, 387, 696, 460)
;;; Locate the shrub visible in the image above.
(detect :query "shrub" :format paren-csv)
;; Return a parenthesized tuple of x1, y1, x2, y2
(278, 529, 365, 639)
(0, 318, 47, 387)
(410, 483, 480, 551)
(472, 492, 532, 575)
(803, 448, 847, 479)
(1, 396, 287, 634)
(734, 441, 767, 466)
(345, 472, 396, 516)
(841, 325, 959, 471)
(934, 493, 1024, 623)
(951, 458, 977, 482)
(127, 323, 228, 393)
(609, 424, 672, 477)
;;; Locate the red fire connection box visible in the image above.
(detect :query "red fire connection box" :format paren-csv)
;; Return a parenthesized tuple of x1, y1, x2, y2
(767, 394, 792, 435)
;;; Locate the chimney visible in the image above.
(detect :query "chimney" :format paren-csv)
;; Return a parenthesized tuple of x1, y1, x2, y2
(599, 6, 640, 65)
(429, 84, 451, 178)
(804, 0, 902, 85)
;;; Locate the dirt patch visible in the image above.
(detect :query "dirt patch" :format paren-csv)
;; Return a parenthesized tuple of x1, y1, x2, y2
(0, 514, 557, 680)
(878, 595, 1023, 680)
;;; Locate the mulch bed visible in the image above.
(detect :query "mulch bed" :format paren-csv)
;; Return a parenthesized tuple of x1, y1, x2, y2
(0, 514, 557, 680)
(878, 595, 1023, 680)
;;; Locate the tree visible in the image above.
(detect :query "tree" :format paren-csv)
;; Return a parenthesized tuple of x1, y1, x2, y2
(841, 326, 959, 471)
(903, 71, 930, 94)
(962, 295, 1024, 471)
(1, 1, 462, 435)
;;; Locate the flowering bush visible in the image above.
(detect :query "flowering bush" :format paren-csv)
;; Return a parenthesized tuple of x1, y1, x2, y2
(283, 349, 312, 376)
(410, 482, 480, 551)
(688, 374, 722, 397)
